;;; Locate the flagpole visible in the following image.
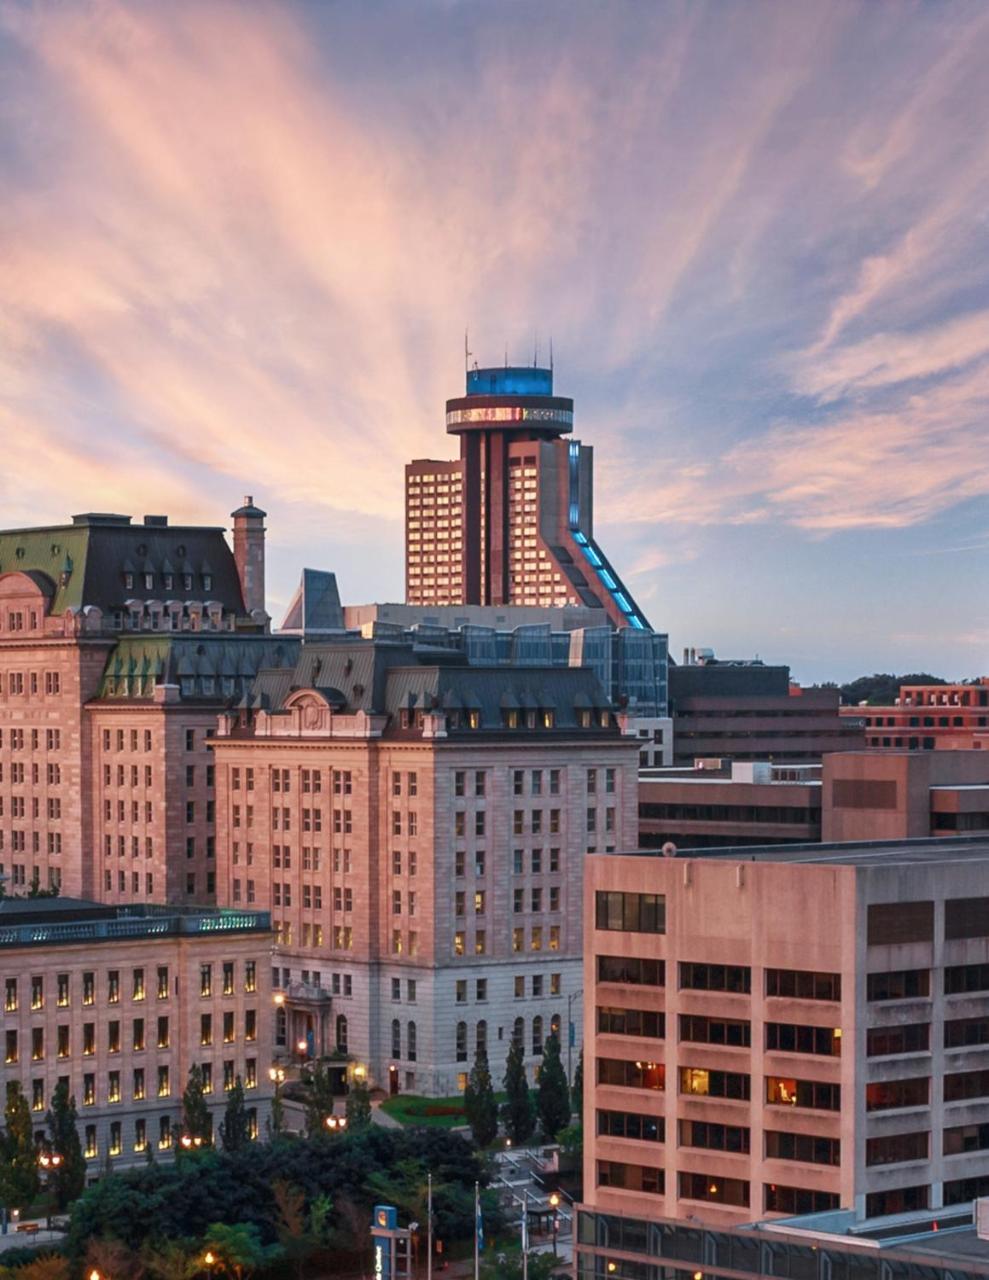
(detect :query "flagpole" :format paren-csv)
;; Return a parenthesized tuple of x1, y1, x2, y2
(474, 1181, 480, 1280)
(521, 1188, 528, 1280)
(427, 1173, 432, 1280)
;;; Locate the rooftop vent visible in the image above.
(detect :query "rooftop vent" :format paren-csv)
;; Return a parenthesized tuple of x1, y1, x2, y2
(143, 515, 168, 527)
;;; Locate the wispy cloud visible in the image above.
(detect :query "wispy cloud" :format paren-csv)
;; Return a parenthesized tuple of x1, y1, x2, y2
(0, 0, 987, 675)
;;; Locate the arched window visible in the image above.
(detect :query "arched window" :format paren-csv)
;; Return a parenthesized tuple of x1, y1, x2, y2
(456, 1021, 467, 1062)
(513, 1017, 525, 1050)
(550, 1012, 562, 1039)
(335, 1014, 348, 1055)
(532, 1015, 544, 1056)
(391, 1019, 401, 1059)
(476, 1019, 487, 1058)
(407, 1021, 417, 1062)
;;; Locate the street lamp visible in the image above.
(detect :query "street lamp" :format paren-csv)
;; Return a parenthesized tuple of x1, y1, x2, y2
(549, 1192, 560, 1259)
(37, 1151, 63, 1229)
(179, 1134, 204, 1150)
(324, 1114, 348, 1132)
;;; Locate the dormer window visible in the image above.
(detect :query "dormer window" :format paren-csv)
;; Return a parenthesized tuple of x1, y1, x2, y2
(504, 709, 519, 729)
(123, 573, 135, 590)
(467, 710, 481, 730)
(182, 574, 193, 591)
(144, 574, 154, 590)
(599, 710, 610, 727)
(579, 710, 592, 729)
(163, 574, 174, 590)
(202, 574, 212, 591)
(541, 710, 555, 729)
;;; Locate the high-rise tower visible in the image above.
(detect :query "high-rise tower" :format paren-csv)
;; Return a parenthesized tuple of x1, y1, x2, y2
(405, 365, 649, 629)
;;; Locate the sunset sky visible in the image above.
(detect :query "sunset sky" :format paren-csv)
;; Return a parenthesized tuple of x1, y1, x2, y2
(1, 0, 987, 682)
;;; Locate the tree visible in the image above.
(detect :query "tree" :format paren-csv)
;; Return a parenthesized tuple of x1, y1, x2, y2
(179, 1065, 212, 1145)
(44, 1081, 86, 1210)
(344, 1078, 372, 1132)
(200, 1221, 281, 1280)
(219, 1078, 251, 1152)
(84, 1236, 145, 1280)
(0, 1082, 40, 1210)
(535, 1033, 570, 1141)
(501, 1037, 534, 1145)
(571, 1046, 584, 1120)
(141, 1238, 200, 1280)
(463, 1046, 498, 1147)
(303, 1060, 337, 1138)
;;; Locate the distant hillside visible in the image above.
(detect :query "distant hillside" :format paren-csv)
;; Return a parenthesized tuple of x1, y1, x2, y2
(838, 673, 947, 706)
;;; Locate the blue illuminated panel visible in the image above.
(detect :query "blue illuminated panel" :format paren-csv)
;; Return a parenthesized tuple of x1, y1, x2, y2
(466, 366, 553, 397)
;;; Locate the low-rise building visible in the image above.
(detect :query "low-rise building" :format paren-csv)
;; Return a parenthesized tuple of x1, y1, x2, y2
(843, 680, 989, 752)
(0, 897, 274, 1170)
(583, 836, 989, 1229)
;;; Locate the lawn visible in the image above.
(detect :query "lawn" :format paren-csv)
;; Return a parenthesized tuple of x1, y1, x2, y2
(379, 1093, 469, 1128)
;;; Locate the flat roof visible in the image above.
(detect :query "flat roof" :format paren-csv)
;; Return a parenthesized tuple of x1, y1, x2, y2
(601, 833, 989, 868)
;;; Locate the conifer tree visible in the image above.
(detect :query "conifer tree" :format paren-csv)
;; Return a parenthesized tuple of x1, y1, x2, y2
(501, 1037, 535, 1145)
(464, 1045, 498, 1147)
(45, 1080, 86, 1209)
(536, 1032, 570, 1141)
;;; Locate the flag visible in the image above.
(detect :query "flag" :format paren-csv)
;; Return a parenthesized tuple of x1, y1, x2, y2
(475, 1182, 485, 1251)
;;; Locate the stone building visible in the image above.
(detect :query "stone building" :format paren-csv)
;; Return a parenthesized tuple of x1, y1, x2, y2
(212, 635, 640, 1096)
(0, 500, 297, 904)
(0, 896, 274, 1171)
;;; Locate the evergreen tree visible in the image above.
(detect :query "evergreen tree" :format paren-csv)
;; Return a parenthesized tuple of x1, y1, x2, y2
(220, 1077, 251, 1151)
(535, 1033, 570, 1141)
(44, 1080, 86, 1209)
(571, 1046, 584, 1120)
(303, 1060, 337, 1138)
(0, 1082, 40, 1209)
(179, 1064, 212, 1145)
(501, 1037, 535, 1145)
(344, 1078, 372, 1132)
(463, 1046, 498, 1148)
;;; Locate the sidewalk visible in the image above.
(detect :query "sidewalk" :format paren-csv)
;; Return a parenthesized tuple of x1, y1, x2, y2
(0, 1220, 65, 1253)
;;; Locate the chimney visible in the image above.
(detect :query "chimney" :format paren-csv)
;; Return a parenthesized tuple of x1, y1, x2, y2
(231, 496, 266, 616)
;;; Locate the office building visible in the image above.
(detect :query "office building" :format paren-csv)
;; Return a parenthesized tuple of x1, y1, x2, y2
(0, 500, 297, 903)
(576, 1203, 989, 1280)
(584, 836, 989, 1228)
(639, 751, 989, 851)
(844, 680, 989, 752)
(0, 896, 274, 1171)
(670, 656, 864, 765)
(405, 364, 650, 630)
(639, 761, 823, 850)
(212, 635, 640, 1097)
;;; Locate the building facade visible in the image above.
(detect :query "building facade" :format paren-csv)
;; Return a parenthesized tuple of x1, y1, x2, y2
(843, 680, 989, 752)
(406, 365, 650, 630)
(670, 661, 865, 765)
(212, 637, 640, 1097)
(584, 838, 989, 1228)
(0, 897, 274, 1172)
(0, 502, 297, 904)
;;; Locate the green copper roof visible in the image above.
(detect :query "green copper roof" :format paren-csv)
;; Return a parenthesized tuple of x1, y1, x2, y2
(0, 526, 92, 613)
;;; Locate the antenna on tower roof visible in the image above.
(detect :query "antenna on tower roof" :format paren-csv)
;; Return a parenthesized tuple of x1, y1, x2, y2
(505, 343, 508, 369)
(534, 329, 539, 368)
(549, 336, 554, 372)
(464, 328, 472, 376)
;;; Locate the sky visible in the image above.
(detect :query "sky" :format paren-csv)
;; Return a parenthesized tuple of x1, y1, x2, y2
(1, 0, 987, 684)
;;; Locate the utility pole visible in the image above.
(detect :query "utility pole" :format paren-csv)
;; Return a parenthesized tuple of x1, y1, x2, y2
(426, 1173, 432, 1280)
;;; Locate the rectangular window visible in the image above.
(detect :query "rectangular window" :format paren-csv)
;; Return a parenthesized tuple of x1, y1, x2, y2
(765, 1130, 840, 1166)
(680, 962, 750, 993)
(945, 897, 989, 940)
(765, 1023, 841, 1057)
(679, 1172, 748, 1207)
(597, 1058, 665, 1090)
(766, 1076, 841, 1110)
(765, 968, 841, 1001)
(868, 1023, 930, 1056)
(945, 1069, 989, 1103)
(597, 1007, 665, 1038)
(597, 955, 665, 986)
(865, 1077, 929, 1110)
(867, 969, 930, 1001)
(867, 1130, 929, 1165)
(598, 1161, 665, 1196)
(595, 891, 665, 934)
(680, 1014, 750, 1047)
(679, 1119, 750, 1154)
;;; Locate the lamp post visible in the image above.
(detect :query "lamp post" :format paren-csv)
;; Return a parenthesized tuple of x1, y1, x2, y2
(324, 1114, 348, 1134)
(566, 988, 582, 1089)
(549, 1192, 560, 1259)
(37, 1150, 63, 1229)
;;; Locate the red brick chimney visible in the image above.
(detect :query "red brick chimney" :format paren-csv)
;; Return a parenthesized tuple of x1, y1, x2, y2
(231, 496, 266, 617)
